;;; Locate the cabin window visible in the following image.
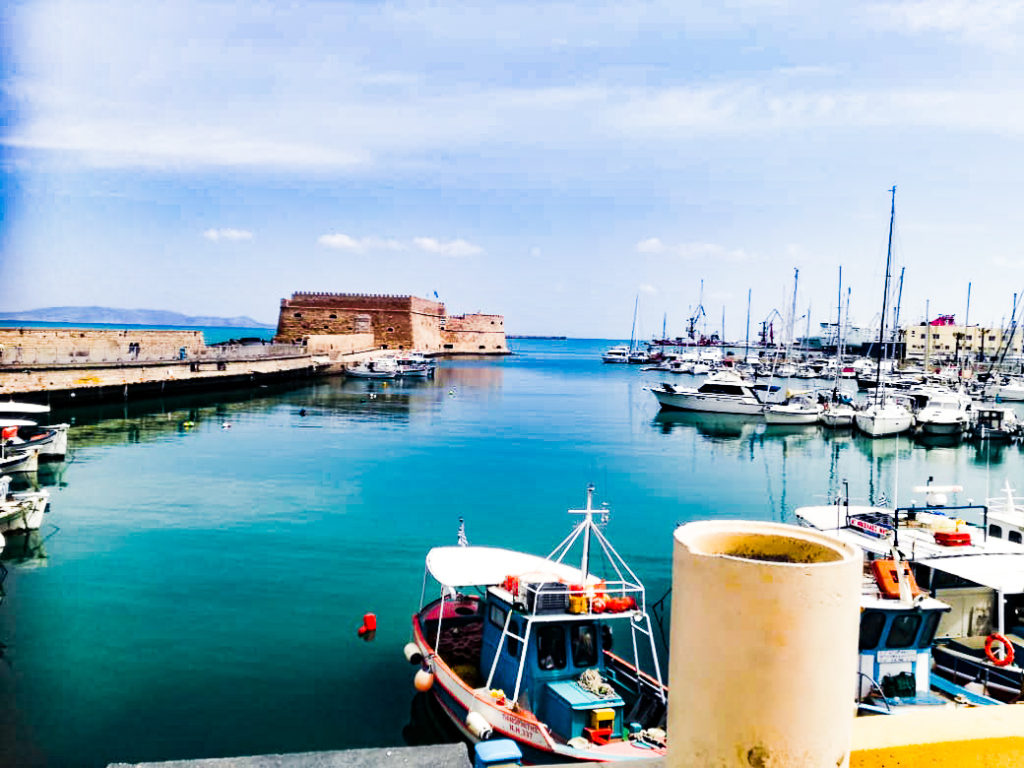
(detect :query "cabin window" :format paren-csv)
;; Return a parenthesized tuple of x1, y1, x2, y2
(507, 619, 521, 658)
(536, 626, 566, 671)
(919, 612, 942, 648)
(886, 615, 922, 649)
(859, 611, 886, 650)
(1011, 531, 1023, 544)
(571, 625, 598, 668)
(990, 524, 1003, 539)
(489, 604, 507, 630)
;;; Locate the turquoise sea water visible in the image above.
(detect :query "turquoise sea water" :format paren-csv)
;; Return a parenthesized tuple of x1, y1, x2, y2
(0, 321, 275, 345)
(1, 337, 1022, 766)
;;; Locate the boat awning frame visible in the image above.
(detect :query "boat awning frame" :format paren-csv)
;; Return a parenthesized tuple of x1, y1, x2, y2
(424, 546, 599, 589)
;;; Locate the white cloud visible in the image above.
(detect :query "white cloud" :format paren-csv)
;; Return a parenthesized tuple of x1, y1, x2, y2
(203, 228, 253, 242)
(639, 283, 657, 294)
(413, 237, 484, 257)
(317, 234, 406, 252)
(868, 1, 1024, 46)
(635, 237, 666, 254)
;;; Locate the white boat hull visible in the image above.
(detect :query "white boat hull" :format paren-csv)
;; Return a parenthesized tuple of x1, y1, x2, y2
(0, 450, 38, 473)
(651, 388, 763, 415)
(855, 407, 912, 437)
(821, 407, 855, 427)
(918, 418, 966, 436)
(764, 407, 822, 425)
(0, 492, 48, 533)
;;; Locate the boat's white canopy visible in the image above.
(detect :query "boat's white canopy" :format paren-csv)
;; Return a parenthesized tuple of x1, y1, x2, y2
(915, 552, 1024, 594)
(425, 546, 598, 589)
(0, 402, 49, 414)
(0, 419, 38, 427)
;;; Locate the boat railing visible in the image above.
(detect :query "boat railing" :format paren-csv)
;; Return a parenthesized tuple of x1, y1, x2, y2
(510, 578, 647, 617)
(892, 504, 991, 547)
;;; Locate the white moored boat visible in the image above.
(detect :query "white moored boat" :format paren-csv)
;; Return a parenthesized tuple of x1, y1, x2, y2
(763, 392, 823, 425)
(601, 346, 630, 364)
(646, 370, 765, 415)
(345, 358, 398, 379)
(915, 390, 971, 436)
(0, 475, 49, 534)
(855, 400, 913, 437)
(406, 488, 667, 763)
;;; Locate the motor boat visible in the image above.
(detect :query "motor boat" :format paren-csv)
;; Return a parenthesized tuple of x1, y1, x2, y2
(986, 480, 1024, 545)
(345, 358, 399, 379)
(646, 370, 767, 415)
(987, 377, 1024, 402)
(915, 390, 971, 436)
(627, 348, 651, 364)
(601, 346, 630, 364)
(0, 474, 48, 534)
(763, 392, 823, 425)
(406, 488, 668, 762)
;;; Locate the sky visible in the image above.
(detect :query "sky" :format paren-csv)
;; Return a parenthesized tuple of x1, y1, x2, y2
(3, 0, 1024, 337)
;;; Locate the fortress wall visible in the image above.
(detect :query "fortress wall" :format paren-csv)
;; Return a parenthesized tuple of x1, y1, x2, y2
(305, 334, 376, 359)
(0, 328, 205, 364)
(442, 314, 508, 353)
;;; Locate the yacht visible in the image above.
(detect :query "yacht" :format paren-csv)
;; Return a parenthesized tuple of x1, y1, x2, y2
(345, 358, 399, 379)
(601, 346, 630, 364)
(646, 370, 766, 415)
(914, 390, 971, 436)
(987, 377, 1024, 402)
(855, 399, 913, 437)
(986, 480, 1024, 544)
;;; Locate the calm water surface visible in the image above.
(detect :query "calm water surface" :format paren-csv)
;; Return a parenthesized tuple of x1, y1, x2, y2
(1, 338, 1021, 766)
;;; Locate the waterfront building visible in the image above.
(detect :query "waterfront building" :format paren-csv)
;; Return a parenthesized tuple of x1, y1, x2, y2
(274, 292, 508, 355)
(903, 316, 1024, 363)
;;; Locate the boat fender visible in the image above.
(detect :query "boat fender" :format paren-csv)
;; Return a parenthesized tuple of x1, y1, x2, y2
(466, 711, 493, 740)
(591, 596, 607, 613)
(403, 642, 423, 665)
(985, 633, 1015, 667)
(414, 665, 434, 692)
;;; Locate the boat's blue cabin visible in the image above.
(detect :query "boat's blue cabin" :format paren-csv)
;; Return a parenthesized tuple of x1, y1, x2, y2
(857, 599, 949, 711)
(480, 587, 626, 742)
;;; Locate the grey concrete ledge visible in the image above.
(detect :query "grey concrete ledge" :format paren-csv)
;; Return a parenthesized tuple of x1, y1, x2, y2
(108, 744, 471, 768)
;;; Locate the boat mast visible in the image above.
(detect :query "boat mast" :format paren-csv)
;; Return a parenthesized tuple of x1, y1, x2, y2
(580, 484, 594, 578)
(789, 268, 799, 355)
(629, 295, 639, 352)
(745, 288, 751, 363)
(876, 186, 897, 406)
(833, 266, 843, 389)
(892, 267, 905, 360)
(965, 281, 972, 328)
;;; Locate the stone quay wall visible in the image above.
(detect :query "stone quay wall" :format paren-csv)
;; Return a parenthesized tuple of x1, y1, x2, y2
(0, 328, 206, 366)
(274, 292, 508, 355)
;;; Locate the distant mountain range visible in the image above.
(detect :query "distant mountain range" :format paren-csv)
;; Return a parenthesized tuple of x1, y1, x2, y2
(0, 306, 275, 328)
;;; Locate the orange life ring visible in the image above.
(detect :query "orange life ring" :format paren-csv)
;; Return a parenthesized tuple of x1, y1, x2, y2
(984, 633, 1015, 667)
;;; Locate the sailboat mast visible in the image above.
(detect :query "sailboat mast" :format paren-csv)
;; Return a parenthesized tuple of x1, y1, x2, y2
(789, 268, 799, 352)
(876, 186, 897, 405)
(833, 266, 843, 388)
(745, 288, 751, 363)
(893, 266, 905, 359)
(629, 295, 639, 352)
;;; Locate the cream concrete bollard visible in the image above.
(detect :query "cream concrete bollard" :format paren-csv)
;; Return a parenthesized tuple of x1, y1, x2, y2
(666, 520, 861, 768)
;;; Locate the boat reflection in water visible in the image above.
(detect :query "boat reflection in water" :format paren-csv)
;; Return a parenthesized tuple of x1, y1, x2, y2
(913, 432, 963, 450)
(652, 411, 758, 441)
(401, 692, 463, 749)
(1, 530, 48, 567)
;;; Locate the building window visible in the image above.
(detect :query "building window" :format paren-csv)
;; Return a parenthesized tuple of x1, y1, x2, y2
(294, 312, 302, 318)
(329, 313, 337, 319)
(443, 343, 454, 349)
(387, 326, 394, 333)
(479, 345, 485, 349)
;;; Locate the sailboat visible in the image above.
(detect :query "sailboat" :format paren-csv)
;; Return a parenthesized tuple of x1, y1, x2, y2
(626, 296, 650, 364)
(822, 270, 856, 428)
(854, 187, 914, 438)
(764, 270, 823, 424)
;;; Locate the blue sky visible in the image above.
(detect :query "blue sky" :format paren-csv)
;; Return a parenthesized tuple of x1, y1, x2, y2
(3, 0, 1024, 337)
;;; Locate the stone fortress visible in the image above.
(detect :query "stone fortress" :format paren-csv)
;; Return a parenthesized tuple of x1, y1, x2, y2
(274, 292, 508, 355)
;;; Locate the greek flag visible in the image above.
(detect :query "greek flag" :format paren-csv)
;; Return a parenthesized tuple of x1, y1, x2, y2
(457, 517, 469, 547)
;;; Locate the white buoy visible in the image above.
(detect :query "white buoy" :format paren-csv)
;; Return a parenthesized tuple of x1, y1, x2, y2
(414, 667, 434, 692)
(403, 642, 423, 665)
(466, 711, 493, 740)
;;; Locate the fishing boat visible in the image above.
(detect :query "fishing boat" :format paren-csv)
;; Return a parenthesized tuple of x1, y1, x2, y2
(1, 421, 70, 461)
(986, 480, 1024, 544)
(0, 475, 49, 534)
(405, 488, 668, 762)
(796, 483, 1024, 701)
(395, 352, 436, 378)
(970, 407, 1019, 441)
(646, 370, 766, 415)
(345, 358, 398, 379)
(0, 447, 38, 474)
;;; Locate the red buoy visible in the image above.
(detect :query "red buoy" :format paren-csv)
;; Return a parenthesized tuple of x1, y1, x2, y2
(358, 613, 378, 641)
